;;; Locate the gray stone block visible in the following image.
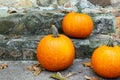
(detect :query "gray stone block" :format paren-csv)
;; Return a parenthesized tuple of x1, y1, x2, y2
(0, 3, 117, 60)
(0, 12, 63, 35)
(0, 12, 116, 35)
(0, 34, 115, 60)
(0, 47, 5, 58)
(4, 48, 23, 60)
(92, 14, 116, 34)
(22, 49, 36, 60)
(72, 34, 112, 58)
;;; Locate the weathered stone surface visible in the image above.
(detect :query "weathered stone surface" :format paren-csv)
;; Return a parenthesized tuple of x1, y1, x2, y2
(4, 48, 23, 60)
(0, 19, 16, 34)
(22, 12, 63, 34)
(1, 35, 43, 60)
(12, 23, 27, 34)
(0, 12, 64, 35)
(0, 0, 119, 15)
(58, 0, 68, 6)
(0, 0, 119, 60)
(23, 49, 36, 60)
(36, 0, 51, 6)
(0, 0, 34, 8)
(111, 0, 120, 5)
(89, 0, 111, 6)
(0, 47, 5, 58)
(0, 35, 4, 43)
(0, 0, 78, 15)
(78, 0, 120, 15)
(92, 14, 116, 34)
(0, 12, 116, 35)
(2, 60, 120, 80)
(0, 34, 116, 60)
(73, 34, 112, 58)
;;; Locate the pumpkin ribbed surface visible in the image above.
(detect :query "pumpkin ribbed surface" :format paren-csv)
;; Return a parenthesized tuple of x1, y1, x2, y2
(37, 34, 75, 71)
(62, 12, 94, 38)
(91, 45, 120, 78)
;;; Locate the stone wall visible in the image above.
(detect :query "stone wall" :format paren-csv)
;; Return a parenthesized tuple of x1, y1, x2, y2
(0, 0, 120, 60)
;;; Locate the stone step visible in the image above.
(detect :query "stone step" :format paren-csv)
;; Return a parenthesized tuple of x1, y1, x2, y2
(0, 34, 116, 60)
(0, 12, 116, 35)
(0, 0, 118, 61)
(1, 59, 120, 80)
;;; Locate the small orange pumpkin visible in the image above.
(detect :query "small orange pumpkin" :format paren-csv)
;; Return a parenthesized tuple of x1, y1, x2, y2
(62, 12, 94, 38)
(91, 41, 120, 78)
(36, 25, 75, 71)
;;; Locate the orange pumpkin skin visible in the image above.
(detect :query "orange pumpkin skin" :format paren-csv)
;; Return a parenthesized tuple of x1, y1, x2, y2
(62, 12, 94, 38)
(91, 45, 120, 78)
(37, 34, 75, 71)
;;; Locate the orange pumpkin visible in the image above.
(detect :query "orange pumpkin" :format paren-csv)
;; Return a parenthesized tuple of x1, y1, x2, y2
(62, 12, 94, 38)
(36, 25, 75, 71)
(91, 44, 120, 78)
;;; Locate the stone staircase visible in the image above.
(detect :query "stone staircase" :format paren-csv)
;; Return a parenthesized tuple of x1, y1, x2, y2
(0, 0, 119, 60)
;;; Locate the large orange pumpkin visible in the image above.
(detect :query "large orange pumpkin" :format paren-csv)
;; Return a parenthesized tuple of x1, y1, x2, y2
(36, 25, 75, 71)
(91, 44, 120, 78)
(62, 12, 94, 38)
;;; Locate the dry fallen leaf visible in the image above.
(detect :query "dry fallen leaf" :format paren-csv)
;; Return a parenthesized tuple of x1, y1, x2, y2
(33, 70, 41, 76)
(27, 66, 34, 71)
(84, 75, 99, 80)
(27, 63, 45, 76)
(50, 72, 66, 80)
(65, 70, 82, 78)
(0, 63, 8, 70)
(82, 61, 91, 67)
(51, 70, 82, 80)
(65, 72, 73, 78)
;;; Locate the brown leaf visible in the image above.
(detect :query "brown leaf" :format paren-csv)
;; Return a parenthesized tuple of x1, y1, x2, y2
(33, 70, 41, 76)
(27, 63, 45, 76)
(84, 75, 99, 80)
(27, 66, 34, 71)
(0, 63, 8, 70)
(65, 72, 73, 78)
(82, 61, 91, 67)
(33, 66, 41, 71)
(2, 63, 8, 69)
(0, 66, 3, 70)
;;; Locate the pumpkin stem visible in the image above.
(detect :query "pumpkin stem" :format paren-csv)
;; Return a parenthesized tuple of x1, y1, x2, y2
(51, 25, 59, 38)
(107, 38, 114, 47)
(77, 7, 82, 13)
(75, 3, 82, 13)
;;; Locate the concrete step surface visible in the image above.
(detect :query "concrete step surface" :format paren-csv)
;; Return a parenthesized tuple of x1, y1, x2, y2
(0, 59, 120, 80)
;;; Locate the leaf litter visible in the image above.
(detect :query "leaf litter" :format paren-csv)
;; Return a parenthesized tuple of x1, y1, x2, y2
(50, 70, 83, 80)
(0, 63, 8, 70)
(82, 61, 91, 67)
(27, 61, 100, 80)
(27, 63, 45, 76)
(27, 63, 82, 78)
(84, 75, 100, 80)
(50, 72, 66, 80)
